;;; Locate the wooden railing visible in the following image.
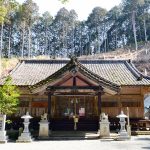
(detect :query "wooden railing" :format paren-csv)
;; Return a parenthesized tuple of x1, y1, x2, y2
(101, 107, 144, 118)
(101, 107, 119, 117)
(121, 107, 144, 118)
(17, 107, 48, 117)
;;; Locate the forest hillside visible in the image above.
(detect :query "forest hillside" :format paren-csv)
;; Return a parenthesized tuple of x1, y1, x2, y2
(0, 0, 150, 76)
(0, 0, 149, 58)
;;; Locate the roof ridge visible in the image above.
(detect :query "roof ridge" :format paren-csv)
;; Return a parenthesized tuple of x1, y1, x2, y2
(19, 59, 69, 63)
(19, 58, 129, 63)
(79, 59, 128, 63)
(124, 61, 142, 80)
(129, 62, 150, 80)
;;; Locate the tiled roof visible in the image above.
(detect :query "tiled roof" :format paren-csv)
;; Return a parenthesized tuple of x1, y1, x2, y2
(81, 60, 150, 86)
(1, 59, 150, 86)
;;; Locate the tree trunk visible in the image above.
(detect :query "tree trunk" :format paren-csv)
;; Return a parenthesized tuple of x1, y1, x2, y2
(79, 26, 82, 56)
(0, 23, 3, 58)
(8, 26, 12, 58)
(45, 28, 48, 56)
(0, 23, 4, 77)
(143, 16, 147, 42)
(132, 11, 138, 51)
(115, 29, 117, 49)
(28, 26, 31, 58)
(97, 27, 100, 53)
(21, 22, 25, 58)
(44, 21, 48, 56)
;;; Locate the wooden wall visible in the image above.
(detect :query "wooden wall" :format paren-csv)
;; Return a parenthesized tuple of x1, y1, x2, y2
(17, 85, 147, 119)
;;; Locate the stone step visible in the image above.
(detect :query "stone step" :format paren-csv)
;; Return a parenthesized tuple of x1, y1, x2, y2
(37, 132, 119, 140)
(38, 131, 99, 140)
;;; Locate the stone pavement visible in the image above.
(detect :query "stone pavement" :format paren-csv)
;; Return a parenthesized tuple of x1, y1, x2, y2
(0, 135, 150, 150)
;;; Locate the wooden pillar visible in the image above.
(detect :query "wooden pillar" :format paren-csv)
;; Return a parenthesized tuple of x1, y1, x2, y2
(29, 97, 32, 115)
(98, 92, 102, 117)
(48, 92, 52, 118)
(118, 95, 121, 113)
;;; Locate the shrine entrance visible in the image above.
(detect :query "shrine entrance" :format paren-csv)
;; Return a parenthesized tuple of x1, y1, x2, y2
(50, 95, 99, 131)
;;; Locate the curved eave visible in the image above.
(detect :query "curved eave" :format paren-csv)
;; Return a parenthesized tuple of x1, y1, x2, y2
(76, 61, 120, 93)
(30, 58, 120, 94)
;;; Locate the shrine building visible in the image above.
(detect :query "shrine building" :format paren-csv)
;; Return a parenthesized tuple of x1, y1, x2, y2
(1, 58, 150, 131)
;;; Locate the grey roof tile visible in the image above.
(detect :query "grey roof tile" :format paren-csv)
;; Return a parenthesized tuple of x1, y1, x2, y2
(1, 59, 150, 86)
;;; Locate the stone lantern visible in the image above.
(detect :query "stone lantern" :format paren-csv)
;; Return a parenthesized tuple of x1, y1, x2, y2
(116, 111, 130, 140)
(16, 112, 33, 142)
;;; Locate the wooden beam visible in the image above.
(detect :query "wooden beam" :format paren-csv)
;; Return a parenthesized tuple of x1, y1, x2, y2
(47, 86, 100, 90)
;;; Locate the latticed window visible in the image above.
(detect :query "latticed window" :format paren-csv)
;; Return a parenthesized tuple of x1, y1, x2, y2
(19, 98, 29, 107)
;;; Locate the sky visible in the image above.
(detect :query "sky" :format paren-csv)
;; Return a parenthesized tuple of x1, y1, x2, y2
(16, 0, 122, 20)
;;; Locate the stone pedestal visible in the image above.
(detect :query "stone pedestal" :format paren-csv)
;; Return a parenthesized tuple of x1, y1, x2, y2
(127, 125, 131, 137)
(0, 115, 7, 143)
(17, 132, 32, 142)
(99, 113, 110, 138)
(0, 131, 7, 143)
(38, 113, 50, 139)
(118, 129, 129, 140)
(39, 121, 49, 139)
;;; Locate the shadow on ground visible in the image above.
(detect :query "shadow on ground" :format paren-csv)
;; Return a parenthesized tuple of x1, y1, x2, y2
(142, 147, 150, 149)
(135, 138, 150, 141)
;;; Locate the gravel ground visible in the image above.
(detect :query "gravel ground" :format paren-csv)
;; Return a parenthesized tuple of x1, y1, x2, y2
(0, 135, 150, 150)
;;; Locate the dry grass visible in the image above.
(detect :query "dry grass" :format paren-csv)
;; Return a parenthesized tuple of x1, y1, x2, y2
(1, 58, 19, 77)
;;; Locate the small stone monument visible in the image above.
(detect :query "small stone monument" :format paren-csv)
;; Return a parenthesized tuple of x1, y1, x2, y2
(0, 114, 7, 143)
(39, 113, 50, 139)
(16, 112, 33, 142)
(99, 113, 110, 138)
(116, 111, 130, 140)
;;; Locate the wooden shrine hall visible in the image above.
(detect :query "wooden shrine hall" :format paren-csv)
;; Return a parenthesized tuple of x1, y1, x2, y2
(1, 58, 150, 131)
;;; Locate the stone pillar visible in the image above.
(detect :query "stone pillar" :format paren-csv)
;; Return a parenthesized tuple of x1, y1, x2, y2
(39, 113, 50, 139)
(0, 115, 7, 143)
(29, 97, 32, 115)
(99, 113, 110, 138)
(16, 112, 33, 142)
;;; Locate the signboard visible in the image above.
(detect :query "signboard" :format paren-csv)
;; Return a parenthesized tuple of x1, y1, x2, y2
(79, 108, 85, 116)
(31, 101, 48, 107)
